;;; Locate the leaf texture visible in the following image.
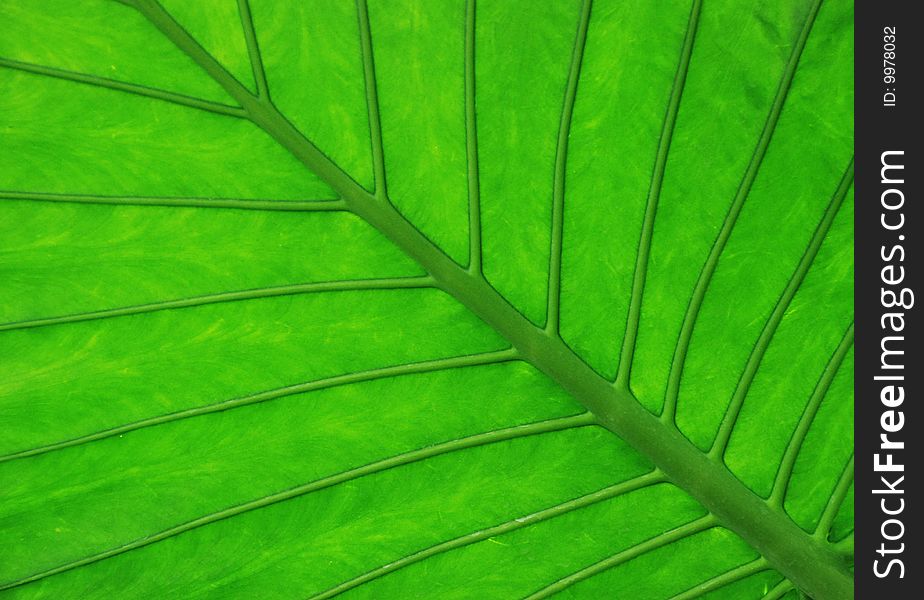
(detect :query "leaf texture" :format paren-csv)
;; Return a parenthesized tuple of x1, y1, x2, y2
(0, 0, 853, 598)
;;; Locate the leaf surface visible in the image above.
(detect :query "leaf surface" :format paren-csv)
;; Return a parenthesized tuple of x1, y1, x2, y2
(0, 0, 853, 598)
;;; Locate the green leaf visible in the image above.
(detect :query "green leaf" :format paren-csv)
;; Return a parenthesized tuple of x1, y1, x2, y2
(0, 0, 853, 598)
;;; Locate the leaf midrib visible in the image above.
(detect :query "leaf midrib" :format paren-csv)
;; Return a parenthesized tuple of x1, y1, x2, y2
(22, 1, 853, 598)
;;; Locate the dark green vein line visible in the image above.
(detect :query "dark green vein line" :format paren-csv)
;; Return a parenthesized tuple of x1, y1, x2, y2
(545, 0, 591, 336)
(0, 413, 593, 592)
(761, 579, 794, 600)
(0, 190, 346, 212)
(524, 515, 717, 599)
(834, 534, 853, 557)
(0, 57, 246, 118)
(815, 455, 854, 540)
(669, 557, 768, 600)
(356, 0, 387, 200)
(660, 0, 823, 424)
(237, 0, 269, 98)
(0, 277, 433, 333)
(310, 471, 664, 600)
(711, 158, 854, 457)
(0, 348, 517, 464)
(769, 323, 854, 507)
(615, 0, 702, 387)
(464, 0, 483, 276)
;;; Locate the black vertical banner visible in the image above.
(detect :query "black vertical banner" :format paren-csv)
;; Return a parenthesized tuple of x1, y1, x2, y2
(855, 1, 920, 598)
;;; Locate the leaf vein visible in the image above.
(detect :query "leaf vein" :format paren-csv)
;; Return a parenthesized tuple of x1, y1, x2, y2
(661, 0, 824, 423)
(237, 0, 269, 98)
(0, 190, 346, 212)
(770, 323, 854, 506)
(615, 0, 702, 386)
(711, 159, 855, 457)
(356, 0, 387, 199)
(815, 455, 854, 541)
(0, 347, 517, 464)
(0, 413, 594, 591)
(545, 0, 592, 336)
(761, 578, 794, 600)
(310, 471, 664, 599)
(0, 277, 434, 333)
(464, 0, 483, 275)
(668, 557, 769, 600)
(0, 57, 246, 118)
(524, 515, 718, 599)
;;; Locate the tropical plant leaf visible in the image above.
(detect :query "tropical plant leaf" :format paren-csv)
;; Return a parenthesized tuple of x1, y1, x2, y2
(0, 0, 853, 598)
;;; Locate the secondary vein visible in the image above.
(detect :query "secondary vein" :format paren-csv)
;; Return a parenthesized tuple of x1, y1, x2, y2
(711, 159, 854, 457)
(668, 557, 768, 600)
(834, 534, 853, 557)
(0, 347, 517, 464)
(0, 413, 595, 592)
(0, 277, 434, 333)
(237, 0, 269, 98)
(310, 470, 664, 599)
(0, 190, 346, 211)
(524, 515, 717, 599)
(356, 0, 387, 200)
(761, 579, 794, 600)
(661, 0, 824, 424)
(464, 0, 483, 275)
(815, 455, 854, 541)
(770, 323, 854, 506)
(0, 57, 246, 118)
(615, 0, 702, 386)
(545, 0, 591, 336)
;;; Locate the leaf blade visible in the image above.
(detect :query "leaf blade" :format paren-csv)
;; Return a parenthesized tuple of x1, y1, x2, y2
(0, 0, 854, 597)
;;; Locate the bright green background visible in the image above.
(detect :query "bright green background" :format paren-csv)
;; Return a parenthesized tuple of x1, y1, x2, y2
(0, 0, 852, 598)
